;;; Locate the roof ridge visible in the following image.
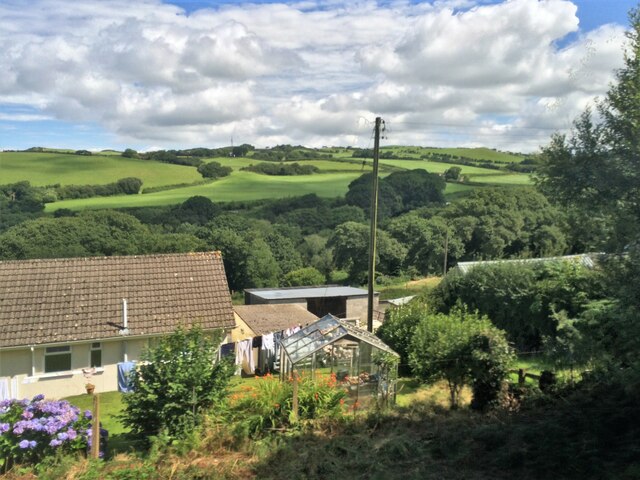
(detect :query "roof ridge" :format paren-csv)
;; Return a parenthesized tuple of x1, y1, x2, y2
(0, 251, 222, 265)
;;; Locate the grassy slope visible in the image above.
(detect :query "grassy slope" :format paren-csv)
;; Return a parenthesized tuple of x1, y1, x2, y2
(376, 146, 524, 162)
(45, 171, 475, 211)
(422, 146, 524, 162)
(0, 152, 202, 188)
(2, 146, 529, 211)
(45, 171, 365, 211)
(208, 156, 375, 172)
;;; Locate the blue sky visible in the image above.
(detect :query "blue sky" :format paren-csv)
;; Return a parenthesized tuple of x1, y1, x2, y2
(0, 0, 637, 153)
(166, 0, 638, 31)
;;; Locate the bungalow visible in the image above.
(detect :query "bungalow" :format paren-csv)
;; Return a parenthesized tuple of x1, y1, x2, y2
(0, 252, 235, 399)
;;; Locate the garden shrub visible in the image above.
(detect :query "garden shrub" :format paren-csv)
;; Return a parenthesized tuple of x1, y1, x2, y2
(376, 301, 427, 376)
(120, 326, 234, 442)
(409, 307, 514, 409)
(227, 373, 348, 436)
(0, 395, 93, 472)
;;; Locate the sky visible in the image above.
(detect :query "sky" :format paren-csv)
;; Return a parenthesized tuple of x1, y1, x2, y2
(0, 0, 638, 153)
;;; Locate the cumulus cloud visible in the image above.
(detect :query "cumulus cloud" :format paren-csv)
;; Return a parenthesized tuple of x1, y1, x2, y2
(0, 0, 629, 151)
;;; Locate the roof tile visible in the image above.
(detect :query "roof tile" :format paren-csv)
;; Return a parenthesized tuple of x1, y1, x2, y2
(0, 252, 234, 348)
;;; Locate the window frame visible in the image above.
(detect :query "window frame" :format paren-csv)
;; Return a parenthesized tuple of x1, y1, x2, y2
(44, 345, 72, 373)
(89, 342, 102, 368)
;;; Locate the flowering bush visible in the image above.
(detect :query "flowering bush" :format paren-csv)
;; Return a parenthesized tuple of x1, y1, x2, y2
(227, 373, 348, 436)
(0, 395, 97, 471)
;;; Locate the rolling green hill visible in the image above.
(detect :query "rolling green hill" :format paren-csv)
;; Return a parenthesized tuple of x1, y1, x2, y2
(0, 152, 202, 189)
(2, 147, 532, 211)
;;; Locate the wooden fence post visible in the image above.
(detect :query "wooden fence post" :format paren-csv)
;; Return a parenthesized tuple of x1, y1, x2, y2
(292, 370, 299, 423)
(91, 394, 100, 459)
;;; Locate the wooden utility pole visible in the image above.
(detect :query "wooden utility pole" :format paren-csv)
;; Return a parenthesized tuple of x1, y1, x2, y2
(367, 117, 383, 332)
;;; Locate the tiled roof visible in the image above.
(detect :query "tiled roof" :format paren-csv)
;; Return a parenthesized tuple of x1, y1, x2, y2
(234, 304, 318, 336)
(0, 252, 234, 348)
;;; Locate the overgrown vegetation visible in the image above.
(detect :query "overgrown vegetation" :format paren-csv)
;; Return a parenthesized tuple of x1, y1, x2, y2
(120, 327, 234, 442)
(241, 162, 320, 176)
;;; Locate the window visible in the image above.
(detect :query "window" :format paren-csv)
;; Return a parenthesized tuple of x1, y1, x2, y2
(90, 342, 102, 368)
(44, 346, 71, 373)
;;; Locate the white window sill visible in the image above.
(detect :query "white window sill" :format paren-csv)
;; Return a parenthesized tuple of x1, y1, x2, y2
(24, 367, 105, 383)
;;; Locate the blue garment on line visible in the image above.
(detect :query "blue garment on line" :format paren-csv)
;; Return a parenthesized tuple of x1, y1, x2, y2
(117, 362, 135, 393)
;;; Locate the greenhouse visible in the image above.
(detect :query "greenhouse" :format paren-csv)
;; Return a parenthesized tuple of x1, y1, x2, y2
(279, 314, 399, 408)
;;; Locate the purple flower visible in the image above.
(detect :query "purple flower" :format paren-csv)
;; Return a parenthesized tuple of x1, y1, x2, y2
(84, 410, 92, 419)
(22, 410, 34, 420)
(32, 394, 45, 402)
(19, 439, 30, 449)
(67, 428, 77, 440)
(57, 432, 69, 441)
(49, 439, 62, 447)
(29, 440, 37, 448)
(0, 423, 9, 434)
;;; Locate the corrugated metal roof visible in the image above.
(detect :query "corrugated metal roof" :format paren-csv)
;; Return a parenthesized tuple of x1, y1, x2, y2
(246, 285, 373, 301)
(387, 296, 416, 306)
(454, 254, 600, 275)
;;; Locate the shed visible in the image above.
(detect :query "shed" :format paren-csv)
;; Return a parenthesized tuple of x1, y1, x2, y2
(244, 285, 379, 326)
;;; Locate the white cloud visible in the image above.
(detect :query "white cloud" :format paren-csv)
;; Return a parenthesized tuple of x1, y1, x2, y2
(0, 0, 629, 151)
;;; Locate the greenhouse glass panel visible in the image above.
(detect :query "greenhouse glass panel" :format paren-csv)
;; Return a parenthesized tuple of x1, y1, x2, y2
(279, 314, 400, 409)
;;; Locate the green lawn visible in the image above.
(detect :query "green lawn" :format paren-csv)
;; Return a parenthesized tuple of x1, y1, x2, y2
(64, 391, 142, 455)
(64, 391, 127, 436)
(0, 152, 202, 188)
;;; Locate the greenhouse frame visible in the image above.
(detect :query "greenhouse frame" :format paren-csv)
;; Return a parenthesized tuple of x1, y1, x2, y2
(278, 314, 399, 408)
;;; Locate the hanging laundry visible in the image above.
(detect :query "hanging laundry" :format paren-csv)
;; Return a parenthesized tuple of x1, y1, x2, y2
(252, 336, 263, 348)
(0, 378, 10, 401)
(261, 333, 276, 373)
(273, 331, 284, 371)
(10, 378, 18, 399)
(236, 338, 255, 374)
(117, 362, 136, 393)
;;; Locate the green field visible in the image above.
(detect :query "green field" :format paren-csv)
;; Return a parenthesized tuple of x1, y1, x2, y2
(373, 146, 524, 162)
(0, 152, 202, 188)
(377, 158, 502, 175)
(45, 171, 366, 211)
(4, 147, 531, 211)
(466, 172, 532, 185)
(422, 147, 524, 162)
(209, 157, 372, 172)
